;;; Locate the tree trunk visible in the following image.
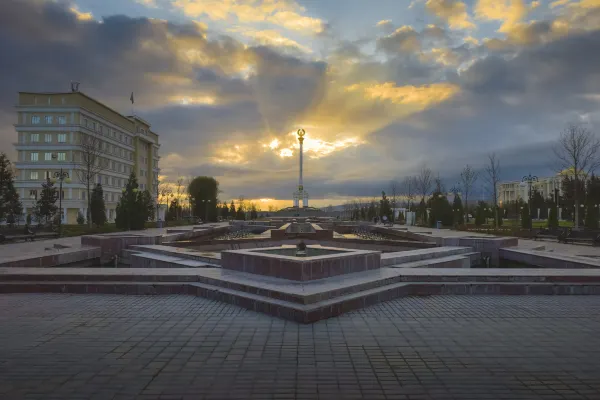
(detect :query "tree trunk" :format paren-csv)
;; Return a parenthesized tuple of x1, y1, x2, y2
(87, 182, 91, 228)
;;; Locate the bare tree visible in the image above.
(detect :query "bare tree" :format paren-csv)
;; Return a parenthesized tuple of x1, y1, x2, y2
(433, 174, 445, 194)
(554, 123, 600, 229)
(157, 179, 173, 221)
(417, 165, 433, 201)
(389, 180, 399, 223)
(73, 133, 108, 228)
(175, 177, 184, 220)
(484, 153, 501, 227)
(402, 176, 417, 209)
(460, 165, 479, 222)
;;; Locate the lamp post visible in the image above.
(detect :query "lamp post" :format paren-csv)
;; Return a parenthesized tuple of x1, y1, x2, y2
(51, 153, 70, 236)
(522, 174, 538, 231)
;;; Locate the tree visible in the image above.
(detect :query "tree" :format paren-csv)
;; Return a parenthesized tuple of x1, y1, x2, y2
(428, 191, 453, 227)
(380, 191, 392, 222)
(250, 203, 258, 220)
(188, 176, 219, 221)
(548, 204, 559, 228)
(521, 203, 531, 229)
(229, 201, 236, 218)
(76, 211, 85, 225)
(452, 194, 464, 225)
(115, 172, 153, 230)
(74, 131, 108, 228)
(484, 153, 501, 227)
(585, 174, 600, 229)
(221, 201, 230, 220)
(402, 176, 417, 210)
(416, 165, 433, 222)
(34, 179, 58, 225)
(167, 199, 183, 221)
(554, 123, 600, 229)
(175, 177, 184, 220)
(474, 201, 487, 226)
(0, 153, 23, 225)
(90, 184, 107, 227)
(460, 165, 479, 223)
(389, 180, 399, 223)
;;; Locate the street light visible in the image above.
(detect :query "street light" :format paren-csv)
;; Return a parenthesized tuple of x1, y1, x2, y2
(522, 173, 538, 231)
(51, 153, 70, 235)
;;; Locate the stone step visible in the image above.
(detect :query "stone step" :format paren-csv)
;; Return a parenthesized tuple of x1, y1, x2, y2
(387, 254, 471, 269)
(381, 247, 473, 266)
(129, 244, 221, 265)
(2, 280, 600, 323)
(129, 251, 220, 269)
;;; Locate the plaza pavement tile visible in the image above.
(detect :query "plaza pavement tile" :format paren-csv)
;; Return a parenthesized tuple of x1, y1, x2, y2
(1, 293, 600, 399)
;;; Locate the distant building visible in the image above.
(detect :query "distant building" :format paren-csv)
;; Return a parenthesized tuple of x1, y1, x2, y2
(497, 175, 562, 206)
(13, 90, 160, 224)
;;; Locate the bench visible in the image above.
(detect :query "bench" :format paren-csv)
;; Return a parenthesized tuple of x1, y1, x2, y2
(533, 228, 566, 242)
(560, 229, 600, 246)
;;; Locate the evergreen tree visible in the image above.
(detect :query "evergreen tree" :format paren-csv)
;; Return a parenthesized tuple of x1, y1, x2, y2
(548, 204, 559, 229)
(360, 206, 366, 221)
(229, 201, 236, 218)
(367, 201, 377, 221)
(521, 203, 531, 229)
(495, 206, 503, 226)
(0, 153, 23, 224)
(90, 184, 107, 227)
(418, 199, 427, 226)
(115, 173, 153, 230)
(34, 179, 58, 225)
(250, 203, 258, 220)
(236, 203, 246, 220)
(452, 195, 464, 225)
(474, 201, 487, 226)
(585, 174, 600, 229)
(167, 199, 183, 221)
(221, 201, 229, 219)
(77, 211, 85, 225)
(428, 192, 453, 227)
(379, 191, 392, 221)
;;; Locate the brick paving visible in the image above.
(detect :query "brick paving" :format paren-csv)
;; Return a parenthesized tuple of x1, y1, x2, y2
(1, 295, 600, 399)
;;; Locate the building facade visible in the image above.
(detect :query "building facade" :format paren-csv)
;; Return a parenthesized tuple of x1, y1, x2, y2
(497, 175, 562, 206)
(13, 91, 160, 224)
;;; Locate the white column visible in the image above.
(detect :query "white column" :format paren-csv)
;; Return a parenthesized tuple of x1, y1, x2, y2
(68, 188, 72, 200)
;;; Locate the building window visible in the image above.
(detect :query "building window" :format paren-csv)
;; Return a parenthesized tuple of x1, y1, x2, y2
(30, 133, 39, 143)
(45, 153, 52, 161)
(45, 134, 52, 143)
(30, 171, 38, 180)
(30, 153, 39, 162)
(104, 176, 108, 185)
(81, 191, 86, 200)
(57, 152, 66, 161)
(58, 134, 67, 143)
(32, 115, 40, 124)
(45, 171, 52, 179)
(45, 116, 53, 124)
(83, 118, 88, 127)
(29, 190, 38, 200)
(92, 122, 96, 131)
(58, 116, 66, 125)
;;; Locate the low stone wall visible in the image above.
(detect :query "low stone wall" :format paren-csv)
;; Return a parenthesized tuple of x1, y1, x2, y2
(500, 248, 600, 269)
(221, 247, 381, 281)
(0, 247, 101, 268)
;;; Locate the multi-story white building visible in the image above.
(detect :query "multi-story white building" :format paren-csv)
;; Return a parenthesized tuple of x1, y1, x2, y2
(13, 90, 160, 224)
(497, 175, 562, 206)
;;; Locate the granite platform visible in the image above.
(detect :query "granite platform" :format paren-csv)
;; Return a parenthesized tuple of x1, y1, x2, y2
(1, 266, 599, 323)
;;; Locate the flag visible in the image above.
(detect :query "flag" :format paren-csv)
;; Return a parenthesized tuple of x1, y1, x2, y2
(130, 92, 134, 104)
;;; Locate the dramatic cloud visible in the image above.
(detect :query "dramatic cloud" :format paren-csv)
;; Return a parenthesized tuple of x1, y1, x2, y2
(2, 0, 600, 205)
(425, 0, 475, 30)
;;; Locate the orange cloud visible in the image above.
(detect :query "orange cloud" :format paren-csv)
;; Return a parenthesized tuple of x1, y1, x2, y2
(425, 0, 475, 30)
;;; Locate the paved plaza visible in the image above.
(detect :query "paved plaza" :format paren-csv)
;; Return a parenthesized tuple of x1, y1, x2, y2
(1, 294, 600, 399)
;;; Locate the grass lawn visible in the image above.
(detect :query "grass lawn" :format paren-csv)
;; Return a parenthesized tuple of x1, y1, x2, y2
(500, 219, 574, 228)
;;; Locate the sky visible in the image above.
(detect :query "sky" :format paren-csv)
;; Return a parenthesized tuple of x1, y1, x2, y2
(2, 0, 600, 208)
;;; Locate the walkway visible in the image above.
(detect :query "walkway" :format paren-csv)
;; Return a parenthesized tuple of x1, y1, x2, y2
(1, 294, 599, 399)
(0, 223, 229, 262)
